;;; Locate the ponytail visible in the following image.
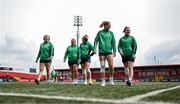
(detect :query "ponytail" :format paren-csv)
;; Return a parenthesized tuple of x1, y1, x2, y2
(99, 21, 106, 28)
(99, 21, 110, 28)
(123, 26, 129, 33)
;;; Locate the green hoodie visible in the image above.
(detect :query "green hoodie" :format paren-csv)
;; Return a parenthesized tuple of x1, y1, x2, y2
(36, 42, 54, 61)
(118, 35, 137, 56)
(80, 41, 93, 59)
(64, 45, 79, 62)
(94, 29, 116, 54)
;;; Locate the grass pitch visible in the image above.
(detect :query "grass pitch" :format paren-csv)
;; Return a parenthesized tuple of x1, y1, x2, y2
(0, 82, 179, 104)
(143, 87, 180, 103)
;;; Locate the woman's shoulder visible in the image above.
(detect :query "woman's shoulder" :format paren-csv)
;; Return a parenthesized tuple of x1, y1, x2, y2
(80, 42, 84, 45)
(48, 41, 54, 45)
(99, 29, 104, 32)
(87, 41, 93, 46)
(129, 35, 135, 39)
(108, 30, 114, 33)
(67, 45, 72, 49)
(40, 42, 45, 46)
(120, 35, 125, 39)
(97, 29, 103, 34)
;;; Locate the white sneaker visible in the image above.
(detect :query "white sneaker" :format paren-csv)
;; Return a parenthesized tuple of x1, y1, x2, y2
(46, 80, 51, 84)
(110, 79, 115, 85)
(72, 80, 76, 85)
(74, 79, 78, 85)
(101, 82, 106, 86)
(109, 78, 114, 85)
(72, 81, 75, 85)
(101, 80, 106, 86)
(84, 80, 88, 85)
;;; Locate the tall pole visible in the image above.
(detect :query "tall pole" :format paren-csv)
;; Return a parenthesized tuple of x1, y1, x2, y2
(154, 56, 157, 65)
(77, 26, 79, 46)
(74, 16, 82, 46)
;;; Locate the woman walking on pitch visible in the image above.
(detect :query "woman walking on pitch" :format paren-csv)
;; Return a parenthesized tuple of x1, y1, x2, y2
(64, 38, 79, 85)
(93, 21, 116, 86)
(35, 35, 54, 85)
(79, 35, 94, 85)
(118, 26, 137, 86)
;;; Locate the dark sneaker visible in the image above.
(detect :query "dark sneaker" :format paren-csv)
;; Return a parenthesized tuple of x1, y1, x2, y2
(89, 82, 93, 85)
(126, 80, 129, 86)
(129, 81, 132, 86)
(126, 80, 132, 86)
(35, 79, 40, 85)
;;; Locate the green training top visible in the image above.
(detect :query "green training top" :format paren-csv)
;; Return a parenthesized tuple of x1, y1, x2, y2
(80, 41, 93, 59)
(118, 35, 137, 56)
(94, 29, 116, 54)
(36, 41, 54, 61)
(64, 45, 79, 62)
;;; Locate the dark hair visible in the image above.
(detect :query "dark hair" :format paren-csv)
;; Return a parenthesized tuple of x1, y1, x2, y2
(123, 26, 130, 33)
(43, 35, 50, 40)
(83, 35, 88, 41)
(99, 21, 110, 28)
(71, 38, 76, 41)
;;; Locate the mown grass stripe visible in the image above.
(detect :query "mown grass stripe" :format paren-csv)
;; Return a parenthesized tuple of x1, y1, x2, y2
(0, 85, 180, 104)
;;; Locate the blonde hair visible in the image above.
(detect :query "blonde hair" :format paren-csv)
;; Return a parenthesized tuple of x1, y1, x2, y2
(99, 21, 110, 28)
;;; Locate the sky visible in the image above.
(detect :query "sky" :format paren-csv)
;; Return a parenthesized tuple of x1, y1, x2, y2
(0, 0, 180, 72)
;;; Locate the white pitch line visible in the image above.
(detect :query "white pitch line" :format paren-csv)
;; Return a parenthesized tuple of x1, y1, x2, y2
(0, 85, 179, 104)
(138, 101, 177, 104)
(120, 85, 180, 103)
(0, 92, 122, 104)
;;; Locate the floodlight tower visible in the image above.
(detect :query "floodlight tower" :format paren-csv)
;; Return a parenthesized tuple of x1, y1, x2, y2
(74, 16, 82, 46)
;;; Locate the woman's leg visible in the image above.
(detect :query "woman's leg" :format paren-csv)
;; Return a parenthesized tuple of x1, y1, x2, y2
(45, 63, 51, 82)
(99, 56, 106, 86)
(123, 62, 128, 80)
(84, 62, 92, 84)
(69, 66, 74, 84)
(37, 63, 45, 81)
(81, 64, 87, 84)
(73, 64, 78, 84)
(35, 63, 45, 85)
(128, 61, 134, 82)
(106, 54, 114, 85)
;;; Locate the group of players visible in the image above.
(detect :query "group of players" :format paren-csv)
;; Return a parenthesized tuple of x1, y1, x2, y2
(35, 21, 137, 86)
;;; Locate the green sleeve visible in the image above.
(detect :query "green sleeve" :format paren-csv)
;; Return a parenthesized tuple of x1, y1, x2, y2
(117, 38, 122, 53)
(111, 33, 116, 53)
(63, 47, 69, 61)
(93, 32, 99, 52)
(132, 37, 137, 54)
(50, 44, 54, 58)
(36, 46, 41, 61)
